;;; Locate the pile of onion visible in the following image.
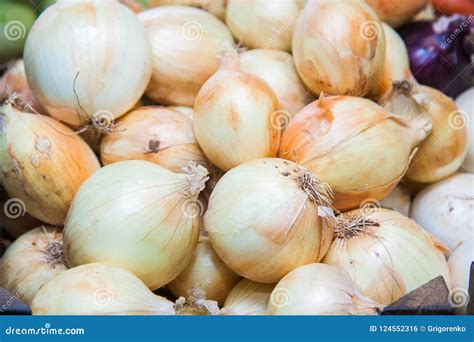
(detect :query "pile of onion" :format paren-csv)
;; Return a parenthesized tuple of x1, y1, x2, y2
(193, 45, 280, 171)
(225, 0, 305, 52)
(205, 158, 334, 283)
(139, 6, 233, 106)
(411, 173, 473, 251)
(100, 106, 208, 173)
(279, 95, 432, 210)
(0, 103, 100, 225)
(364, 0, 429, 27)
(267, 263, 383, 315)
(292, 0, 385, 97)
(64, 160, 209, 290)
(0, 226, 67, 306)
(239, 49, 314, 117)
(324, 208, 451, 305)
(24, 0, 152, 127)
(221, 279, 275, 315)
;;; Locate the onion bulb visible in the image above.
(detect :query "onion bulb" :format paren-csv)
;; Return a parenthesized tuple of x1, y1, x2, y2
(292, 0, 385, 97)
(205, 158, 334, 283)
(221, 279, 275, 315)
(279, 95, 432, 211)
(239, 49, 314, 117)
(168, 236, 241, 305)
(193, 46, 280, 171)
(225, 0, 305, 52)
(364, 0, 429, 27)
(456, 88, 474, 173)
(382, 83, 468, 183)
(0, 60, 44, 114)
(411, 173, 474, 251)
(324, 208, 451, 305)
(448, 240, 474, 314)
(64, 160, 209, 290)
(100, 106, 208, 173)
(0, 104, 101, 225)
(24, 0, 153, 127)
(31, 263, 175, 315)
(380, 185, 411, 216)
(139, 6, 233, 106)
(267, 263, 383, 315)
(0, 226, 67, 306)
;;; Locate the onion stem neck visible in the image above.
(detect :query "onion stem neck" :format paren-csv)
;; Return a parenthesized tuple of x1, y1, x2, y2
(182, 162, 209, 197)
(296, 169, 333, 208)
(334, 215, 379, 239)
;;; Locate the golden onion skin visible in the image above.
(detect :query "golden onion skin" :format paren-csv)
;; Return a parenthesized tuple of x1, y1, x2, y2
(365, 0, 429, 28)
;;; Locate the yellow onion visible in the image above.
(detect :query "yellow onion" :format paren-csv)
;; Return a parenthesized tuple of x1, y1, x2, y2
(0, 104, 101, 225)
(324, 208, 451, 305)
(221, 279, 275, 315)
(31, 263, 175, 315)
(64, 160, 209, 290)
(225, 0, 305, 52)
(139, 6, 233, 106)
(382, 84, 468, 183)
(292, 0, 385, 97)
(168, 236, 241, 305)
(0, 60, 44, 114)
(279, 95, 432, 211)
(365, 0, 429, 27)
(0, 226, 67, 306)
(240, 49, 314, 117)
(380, 184, 411, 217)
(267, 263, 383, 315)
(455, 88, 473, 173)
(193, 46, 280, 171)
(448, 240, 473, 314)
(375, 23, 415, 98)
(24, 0, 152, 127)
(100, 106, 208, 173)
(205, 158, 334, 283)
(411, 173, 474, 251)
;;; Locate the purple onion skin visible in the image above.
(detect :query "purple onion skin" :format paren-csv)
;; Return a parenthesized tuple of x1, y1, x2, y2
(398, 15, 473, 98)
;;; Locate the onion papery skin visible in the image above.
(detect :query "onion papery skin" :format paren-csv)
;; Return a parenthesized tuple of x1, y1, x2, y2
(324, 208, 451, 306)
(267, 263, 383, 315)
(221, 279, 275, 315)
(239, 49, 314, 117)
(31, 263, 175, 315)
(448, 240, 474, 314)
(292, 0, 385, 97)
(365, 0, 429, 27)
(0, 226, 67, 306)
(168, 237, 241, 305)
(411, 173, 474, 251)
(24, 0, 153, 127)
(405, 86, 468, 183)
(64, 160, 208, 290)
(278, 96, 432, 211)
(205, 158, 334, 283)
(193, 53, 281, 171)
(225, 0, 305, 52)
(100, 106, 208, 173)
(0, 104, 101, 225)
(139, 6, 233, 106)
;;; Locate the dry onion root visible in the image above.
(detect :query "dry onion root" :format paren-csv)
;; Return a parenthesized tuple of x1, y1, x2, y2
(100, 106, 209, 173)
(64, 160, 209, 290)
(364, 0, 429, 27)
(292, 0, 385, 97)
(205, 158, 334, 283)
(24, 0, 153, 127)
(324, 208, 451, 305)
(278, 95, 432, 211)
(0, 104, 101, 225)
(225, 0, 305, 52)
(267, 263, 384, 315)
(221, 279, 275, 315)
(168, 236, 241, 305)
(139, 6, 234, 106)
(0, 226, 67, 306)
(31, 263, 176, 315)
(193, 44, 281, 171)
